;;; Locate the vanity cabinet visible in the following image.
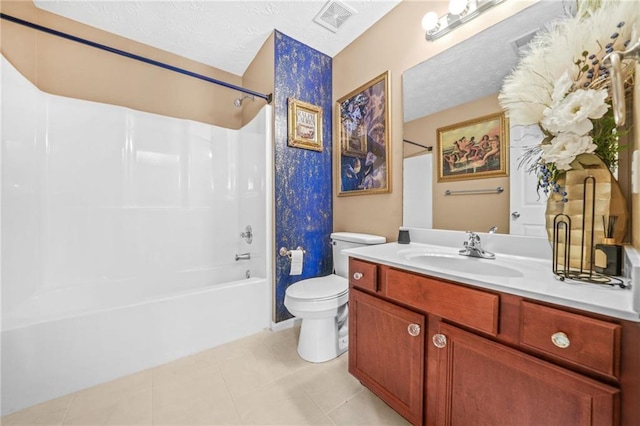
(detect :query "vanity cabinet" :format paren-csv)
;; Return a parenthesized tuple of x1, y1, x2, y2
(432, 322, 619, 425)
(348, 258, 639, 426)
(349, 289, 424, 425)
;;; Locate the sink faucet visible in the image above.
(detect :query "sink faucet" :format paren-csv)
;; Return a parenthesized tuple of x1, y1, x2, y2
(459, 231, 495, 259)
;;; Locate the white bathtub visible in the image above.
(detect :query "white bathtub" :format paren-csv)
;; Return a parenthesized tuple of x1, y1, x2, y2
(1, 268, 271, 415)
(1, 57, 274, 415)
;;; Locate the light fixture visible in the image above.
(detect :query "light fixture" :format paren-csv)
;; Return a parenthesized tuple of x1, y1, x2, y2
(422, 0, 507, 42)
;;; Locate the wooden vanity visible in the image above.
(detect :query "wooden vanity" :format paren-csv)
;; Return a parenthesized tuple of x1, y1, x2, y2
(348, 257, 640, 426)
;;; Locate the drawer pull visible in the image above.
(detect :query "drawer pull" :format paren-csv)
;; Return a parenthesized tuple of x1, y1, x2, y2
(407, 324, 421, 337)
(551, 332, 570, 349)
(353, 272, 363, 280)
(432, 333, 447, 348)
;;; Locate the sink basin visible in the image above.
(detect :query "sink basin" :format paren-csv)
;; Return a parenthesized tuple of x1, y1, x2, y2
(403, 252, 524, 278)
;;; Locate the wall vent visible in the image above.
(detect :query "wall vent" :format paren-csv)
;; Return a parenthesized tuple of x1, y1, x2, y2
(510, 29, 538, 56)
(313, 0, 356, 33)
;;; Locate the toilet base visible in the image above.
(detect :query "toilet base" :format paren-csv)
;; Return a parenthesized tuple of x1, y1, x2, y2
(296, 304, 348, 363)
(297, 317, 347, 363)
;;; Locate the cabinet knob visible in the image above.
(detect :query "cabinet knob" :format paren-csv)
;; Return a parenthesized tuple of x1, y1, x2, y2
(551, 332, 570, 349)
(407, 324, 421, 337)
(432, 333, 447, 348)
(353, 272, 363, 280)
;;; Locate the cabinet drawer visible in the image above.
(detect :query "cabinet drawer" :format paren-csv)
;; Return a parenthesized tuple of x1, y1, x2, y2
(520, 301, 621, 379)
(349, 258, 378, 292)
(385, 268, 499, 335)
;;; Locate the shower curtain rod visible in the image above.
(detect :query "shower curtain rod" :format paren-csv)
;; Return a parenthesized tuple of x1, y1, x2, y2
(0, 13, 273, 104)
(403, 139, 432, 151)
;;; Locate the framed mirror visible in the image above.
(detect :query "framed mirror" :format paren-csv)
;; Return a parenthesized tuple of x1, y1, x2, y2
(402, 0, 571, 234)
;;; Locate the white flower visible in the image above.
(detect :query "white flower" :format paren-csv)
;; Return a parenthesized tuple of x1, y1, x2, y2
(540, 133, 597, 170)
(551, 71, 574, 104)
(541, 88, 609, 135)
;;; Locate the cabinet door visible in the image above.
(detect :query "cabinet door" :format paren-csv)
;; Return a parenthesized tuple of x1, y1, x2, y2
(432, 322, 620, 426)
(349, 289, 424, 425)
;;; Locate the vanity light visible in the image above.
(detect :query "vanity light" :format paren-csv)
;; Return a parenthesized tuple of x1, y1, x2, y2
(423, 0, 507, 42)
(448, 0, 469, 16)
(421, 11, 440, 32)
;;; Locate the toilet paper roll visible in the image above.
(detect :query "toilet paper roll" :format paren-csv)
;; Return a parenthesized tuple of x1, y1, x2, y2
(289, 249, 304, 275)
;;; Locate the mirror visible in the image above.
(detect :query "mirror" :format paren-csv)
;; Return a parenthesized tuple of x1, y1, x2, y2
(402, 1, 569, 233)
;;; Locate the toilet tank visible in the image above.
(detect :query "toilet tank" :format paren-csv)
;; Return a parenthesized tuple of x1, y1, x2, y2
(331, 232, 386, 278)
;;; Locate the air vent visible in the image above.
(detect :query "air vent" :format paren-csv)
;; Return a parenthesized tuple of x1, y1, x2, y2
(510, 29, 538, 56)
(313, 0, 356, 33)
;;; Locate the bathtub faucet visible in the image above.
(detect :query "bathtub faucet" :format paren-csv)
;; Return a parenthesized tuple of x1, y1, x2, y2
(235, 253, 251, 261)
(240, 225, 253, 244)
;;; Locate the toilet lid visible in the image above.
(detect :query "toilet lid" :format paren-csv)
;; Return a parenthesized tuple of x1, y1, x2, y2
(286, 275, 348, 301)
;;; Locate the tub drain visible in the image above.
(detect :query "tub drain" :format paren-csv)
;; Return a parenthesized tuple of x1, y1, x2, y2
(246, 269, 251, 279)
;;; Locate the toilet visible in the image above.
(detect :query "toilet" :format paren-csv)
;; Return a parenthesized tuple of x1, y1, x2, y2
(284, 232, 386, 363)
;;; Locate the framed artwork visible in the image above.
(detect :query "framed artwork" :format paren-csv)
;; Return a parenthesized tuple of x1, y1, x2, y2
(287, 98, 323, 151)
(436, 112, 509, 182)
(336, 71, 390, 196)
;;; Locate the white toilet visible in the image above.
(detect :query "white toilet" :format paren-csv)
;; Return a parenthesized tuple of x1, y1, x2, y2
(284, 232, 386, 363)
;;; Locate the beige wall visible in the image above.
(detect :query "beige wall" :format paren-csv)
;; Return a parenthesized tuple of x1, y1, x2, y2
(633, 64, 640, 247)
(0, 1, 246, 129)
(332, 0, 536, 242)
(404, 94, 509, 233)
(241, 33, 275, 127)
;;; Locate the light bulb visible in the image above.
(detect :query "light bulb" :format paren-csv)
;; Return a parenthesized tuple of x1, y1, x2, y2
(421, 12, 439, 32)
(449, 0, 468, 16)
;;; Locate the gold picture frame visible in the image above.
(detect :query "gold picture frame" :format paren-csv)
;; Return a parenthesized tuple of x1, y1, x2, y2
(336, 71, 391, 196)
(436, 112, 509, 182)
(287, 98, 323, 151)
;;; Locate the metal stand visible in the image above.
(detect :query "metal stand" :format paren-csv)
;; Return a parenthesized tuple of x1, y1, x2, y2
(552, 176, 627, 288)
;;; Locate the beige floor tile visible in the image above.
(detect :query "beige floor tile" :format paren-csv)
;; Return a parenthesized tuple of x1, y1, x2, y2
(328, 388, 412, 426)
(232, 381, 327, 426)
(268, 333, 309, 371)
(0, 395, 72, 426)
(2, 326, 409, 426)
(288, 354, 364, 414)
(62, 388, 152, 426)
(207, 327, 300, 363)
(152, 365, 240, 425)
(152, 349, 217, 388)
(219, 344, 300, 398)
(63, 370, 151, 421)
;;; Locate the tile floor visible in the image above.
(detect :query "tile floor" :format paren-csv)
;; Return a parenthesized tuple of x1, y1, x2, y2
(1, 326, 411, 426)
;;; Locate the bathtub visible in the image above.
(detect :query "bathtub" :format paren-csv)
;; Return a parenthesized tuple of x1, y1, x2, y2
(1, 266, 271, 415)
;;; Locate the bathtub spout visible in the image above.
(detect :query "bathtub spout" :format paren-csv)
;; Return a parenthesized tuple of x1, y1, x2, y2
(235, 253, 251, 261)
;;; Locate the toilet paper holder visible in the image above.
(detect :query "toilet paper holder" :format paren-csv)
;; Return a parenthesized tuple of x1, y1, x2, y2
(279, 247, 306, 258)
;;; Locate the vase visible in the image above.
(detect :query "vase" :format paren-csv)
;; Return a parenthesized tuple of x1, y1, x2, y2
(545, 158, 628, 271)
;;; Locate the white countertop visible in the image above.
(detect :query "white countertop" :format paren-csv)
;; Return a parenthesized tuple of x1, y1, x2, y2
(344, 238, 640, 322)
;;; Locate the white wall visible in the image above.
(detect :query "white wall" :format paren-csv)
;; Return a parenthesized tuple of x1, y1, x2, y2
(403, 154, 433, 229)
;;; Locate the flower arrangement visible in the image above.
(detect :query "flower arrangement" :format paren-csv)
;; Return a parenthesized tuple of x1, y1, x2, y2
(498, 0, 637, 199)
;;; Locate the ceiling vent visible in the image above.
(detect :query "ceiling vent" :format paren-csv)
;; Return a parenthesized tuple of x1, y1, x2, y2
(313, 0, 356, 33)
(510, 29, 538, 56)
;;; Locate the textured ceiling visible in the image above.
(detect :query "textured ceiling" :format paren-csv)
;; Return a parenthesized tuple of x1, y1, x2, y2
(403, 0, 569, 122)
(34, 0, 403, 76)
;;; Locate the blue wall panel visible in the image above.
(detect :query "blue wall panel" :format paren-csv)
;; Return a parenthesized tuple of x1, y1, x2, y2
(274, 31, 333, 323)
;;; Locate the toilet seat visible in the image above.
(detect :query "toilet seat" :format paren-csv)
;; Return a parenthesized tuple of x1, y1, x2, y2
(285, 275, 348, 302)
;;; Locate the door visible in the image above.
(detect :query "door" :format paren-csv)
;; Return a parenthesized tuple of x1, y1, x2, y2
(431, 322, 619, 426)
(349, 289, 425, 425)
(509, 124, 547, 237)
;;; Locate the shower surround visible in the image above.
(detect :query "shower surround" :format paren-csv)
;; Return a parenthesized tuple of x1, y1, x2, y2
(1, 56, 273, 415)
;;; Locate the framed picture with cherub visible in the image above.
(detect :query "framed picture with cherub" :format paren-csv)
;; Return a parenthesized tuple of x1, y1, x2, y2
(437, 112, 508, 182)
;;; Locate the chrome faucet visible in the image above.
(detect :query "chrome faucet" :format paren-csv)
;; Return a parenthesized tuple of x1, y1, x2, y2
(235, 253, 251, 261)
(240, 225, 253, 244)
(459, 231, 495, 259)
